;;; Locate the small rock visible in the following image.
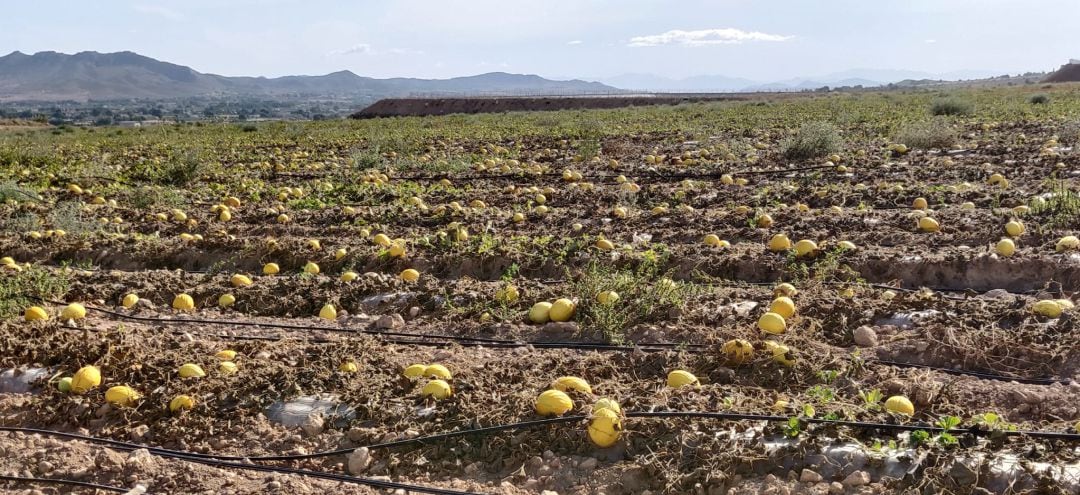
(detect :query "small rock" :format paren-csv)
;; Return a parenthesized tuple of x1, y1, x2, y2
(409, 306, 421, 318)
(375, 314, 405, 329)
(36, 460, 54, 473)
(542, 321, 580, 334)
(800, 469, 822, 483)
(829, 482, 844, 494)
(842, 470, 870, 487)
(853, 326, 878, 347)
(348, 447, 371, 474)
(301, 413, 325, 437)
(266, 480, 282, 490)
(541, 491, 559, 495)
(130, 424, 150, 442)
(579, 458, 598, 470)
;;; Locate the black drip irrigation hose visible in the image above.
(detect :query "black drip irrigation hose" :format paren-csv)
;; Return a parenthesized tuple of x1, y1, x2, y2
(0, 428, 479, 495)
(0, 474, 127, 493)
(4, 410, 1080, 468)
(31, 296, 1071, 385)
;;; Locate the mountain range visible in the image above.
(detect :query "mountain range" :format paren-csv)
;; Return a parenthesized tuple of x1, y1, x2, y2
(591, 68, 1005, 92)
(0, 50, 1018, 102)
(0, 50, 614, 102)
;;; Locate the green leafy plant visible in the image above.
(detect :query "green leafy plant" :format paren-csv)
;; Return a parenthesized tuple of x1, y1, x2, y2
(934, 416, 962, 445)
(784, 417, 802, 438)
(859, 389, 884, 411)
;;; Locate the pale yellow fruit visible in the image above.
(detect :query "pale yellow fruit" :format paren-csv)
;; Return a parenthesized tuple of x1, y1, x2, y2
(721, 339, 754, 364)
(170, 395, 195, 412)
(224, 196, 241, 208)
(918, 217, 940, 232)
(1032, 300, 1063, 318)
(388, 241, 406, 258)
(549, 298, 576, 322)
(373, 233, 392, 247)
(172, 294, 195, 311)
(912, 197, 928, 210)
(884, 395, 914, 415)
(535, 390, 574, 416)
(593, 398, 621, 415)
(703, 234, 722, 247)
(588, 408, 622, 447)
(319, 304, 338, 320)
(996, 238, 1015, 257)
(837, 240, 857, 251)
(423, 379, 453, 400)
(551, 376, 592, 394)
(24, 306, 49, 322)
(179, 363, 206, 378)
(341, 271, 359, 282)
(424, 364, 452, 380)
(1005, 221, 1024, 237)
(767, 234, 792, 252)
(400, 269, 420, 282)
(339, 361, 358, 373)
(218, 294, 236, 307)
(496, 285, 520, 303)
(215, 350, 237, 360)
(262, 263, 280, 275)
(303, 261, 320, 275)
(404, 364, 427, 378)
(218, 361, 238, 374)
(334, 248, 347, 260)
(529, 302, 552, 324)
(105, 386, 140, 407)
(756, 214, 774, 228)
(794, 239, 818, 257)
(667, 370, 699, 388)
(758, 312, 786, 334)
(764, 341, 796, 366)
(122, 294, 139, 308)
(230, 274, 253, 287)
(774, 283, 798, 298)
(769, 297, 796, 319)
(61, 303, 87, 320)
(596, 291, 619, 304)
(71, 366, 101, 394)
(1056, 236, 1079, 252)
(595, 239, 615, 251)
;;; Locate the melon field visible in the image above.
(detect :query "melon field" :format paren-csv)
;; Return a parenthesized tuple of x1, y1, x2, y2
(2, 86, 1080, 494)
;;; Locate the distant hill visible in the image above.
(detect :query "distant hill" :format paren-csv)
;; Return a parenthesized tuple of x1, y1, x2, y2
(1043, 61, 1080, 83)
(0, 51, 615, 102)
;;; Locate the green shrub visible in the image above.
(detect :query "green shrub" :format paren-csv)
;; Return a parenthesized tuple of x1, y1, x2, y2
(1028, 93, 1050, 105)
(780, 122, 842, 161)
(930, 98, 974, 116)
(894, 119, 958, 150)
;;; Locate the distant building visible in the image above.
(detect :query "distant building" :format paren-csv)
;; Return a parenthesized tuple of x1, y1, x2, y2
(116, 121, 141, 127)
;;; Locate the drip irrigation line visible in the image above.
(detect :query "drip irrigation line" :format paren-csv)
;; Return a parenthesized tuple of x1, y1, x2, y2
(6, 409, 1080, 470)
(0, 427, 479, 495)
(0, 474, 127, 493)
(865, 359, 1069, 386)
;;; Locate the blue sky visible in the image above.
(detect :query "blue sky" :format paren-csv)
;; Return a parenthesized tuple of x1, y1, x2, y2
(2, 0, 1077, 81)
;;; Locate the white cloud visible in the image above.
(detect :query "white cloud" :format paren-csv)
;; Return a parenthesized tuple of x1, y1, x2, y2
(628, 28, 792, 47)
(132, 4, 185, 21)
(327, 44, 422, 57)
(924, 39, 938, 44)
(567, 40, 583, 45)
(328, 43, 374, 56)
